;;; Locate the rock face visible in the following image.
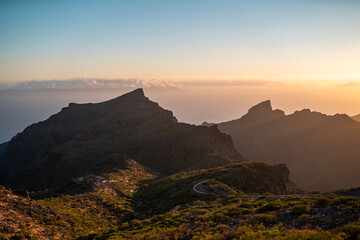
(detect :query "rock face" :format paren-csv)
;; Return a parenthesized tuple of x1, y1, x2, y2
(210, 100, 285, 134)
(204, 101, 360, 192)
(0, 89, 244, 190)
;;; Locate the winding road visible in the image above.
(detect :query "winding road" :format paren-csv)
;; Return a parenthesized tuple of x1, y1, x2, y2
(193, 179, 210, 194)
(191, 179, 359, 199)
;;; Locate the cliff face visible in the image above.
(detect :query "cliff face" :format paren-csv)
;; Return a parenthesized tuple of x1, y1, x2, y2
(0, 89, 244, 191)
(207, 101, 360, 192)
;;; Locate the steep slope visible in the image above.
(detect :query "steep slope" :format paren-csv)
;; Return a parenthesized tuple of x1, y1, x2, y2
(205, 101, 360, 191)
(0, 89, 243, 191)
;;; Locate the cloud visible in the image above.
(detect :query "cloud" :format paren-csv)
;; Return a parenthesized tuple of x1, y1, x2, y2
(0, 78, 284, 91)
(337, 81, 360, 87)
(178, 80, 284, 87)
(0, 78, 179, 90)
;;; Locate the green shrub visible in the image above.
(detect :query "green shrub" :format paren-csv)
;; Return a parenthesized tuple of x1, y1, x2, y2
(342, 222, 360, 240)
(291, 204, 310, 215)
(241, 208, 252, 215)
(286, 200, 303, 207)
(333, 197, 359, 207)
(314, 197, 330, 207)
(239, 202, 253, 208)
(254, 214, 277, 224)
(298, 214, 310, 224)
(256, 201, 284, 213)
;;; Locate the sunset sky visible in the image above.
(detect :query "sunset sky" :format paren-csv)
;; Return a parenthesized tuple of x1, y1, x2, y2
(1, 0, 360, 143)
(1, 0, 360, 83)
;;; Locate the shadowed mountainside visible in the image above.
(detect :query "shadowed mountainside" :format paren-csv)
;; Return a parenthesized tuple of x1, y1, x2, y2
(0, 88, 243, 191)
(203, 100, 360, 192)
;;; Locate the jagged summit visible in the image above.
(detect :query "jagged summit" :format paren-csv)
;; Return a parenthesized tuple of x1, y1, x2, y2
(201, 100, 285, 134)
(109, 88, 146, 102)
(129, 87, 145, 96)
(248, 100, 272, 114)
(246, 100, 285, 119)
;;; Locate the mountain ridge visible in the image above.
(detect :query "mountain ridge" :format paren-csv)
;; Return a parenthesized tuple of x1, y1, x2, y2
(202, 101, 360, 191)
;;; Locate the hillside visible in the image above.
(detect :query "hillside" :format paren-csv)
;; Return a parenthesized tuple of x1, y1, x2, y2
(0, 89, 243, 191)
(3, 161, 358, 240)
(0, 161, 310, 239)
(85, 193, 360, 240)
(0, 159, 152, 239)
(203, 101, 360, 191)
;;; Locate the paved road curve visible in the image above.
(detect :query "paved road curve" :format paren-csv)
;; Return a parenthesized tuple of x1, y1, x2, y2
(193, 179, 210, 194)
(191, 179, 351, 198)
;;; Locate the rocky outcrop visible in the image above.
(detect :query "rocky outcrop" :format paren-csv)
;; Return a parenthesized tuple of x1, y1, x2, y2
(203, 100, 285, 133)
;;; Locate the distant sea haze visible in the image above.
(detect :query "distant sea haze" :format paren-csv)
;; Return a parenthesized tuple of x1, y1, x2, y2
(1, 79, 360, 143)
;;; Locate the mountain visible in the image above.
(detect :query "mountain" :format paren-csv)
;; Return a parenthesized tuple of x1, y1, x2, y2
(203, 100, 360, 191)
(0, 88, 243, 191)
(352, 114, 360, 122)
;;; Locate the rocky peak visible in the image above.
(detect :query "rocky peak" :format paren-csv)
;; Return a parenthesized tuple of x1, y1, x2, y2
(119, 88, 145, 100)
(104, 88, 147, 106)
(213, 100, 285, 133)
(244, 100, 285, 120)
(248, 100, 272, 115)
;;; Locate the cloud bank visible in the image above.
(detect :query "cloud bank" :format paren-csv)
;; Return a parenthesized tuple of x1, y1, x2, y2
(0, 78, 178, 90)
(0, 79, 284, 90)
(337, 81, 360, 87)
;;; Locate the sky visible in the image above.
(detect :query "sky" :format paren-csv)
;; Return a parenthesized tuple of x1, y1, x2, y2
(1, 0, 360, 143)
(1, 0, 360, 82)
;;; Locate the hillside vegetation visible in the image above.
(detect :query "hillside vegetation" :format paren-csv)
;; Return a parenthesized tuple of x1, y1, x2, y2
(2, 182, 359, 239)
